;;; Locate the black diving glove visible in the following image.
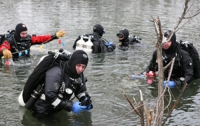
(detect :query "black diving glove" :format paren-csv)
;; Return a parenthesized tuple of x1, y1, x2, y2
(58, 101, 73, 112)
(174, 77, 185, 87)
(174, 80, 183, 86)
(80, 92, 93, 110)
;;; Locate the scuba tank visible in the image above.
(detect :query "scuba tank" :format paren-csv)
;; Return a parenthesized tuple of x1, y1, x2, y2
(18, 49, 71, 109)
(18, 84, 44, 109)
(83, 36, 93, 53)
(75, 35, 85, 50)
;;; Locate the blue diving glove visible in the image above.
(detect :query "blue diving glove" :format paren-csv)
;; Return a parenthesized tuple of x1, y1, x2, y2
(105, 41, 113, 47)
(163, 81, 176, 88)
(72, 102, 87, 114)
(105, 42, 116, 52)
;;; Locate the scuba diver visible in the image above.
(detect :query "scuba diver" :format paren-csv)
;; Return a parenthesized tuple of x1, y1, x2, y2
(145, 30, 195, 87)
(116, 29, 142, 51)
(18, 50, 93, 117)
(73, 24, 116, 53)
(0, 23, 66, 61)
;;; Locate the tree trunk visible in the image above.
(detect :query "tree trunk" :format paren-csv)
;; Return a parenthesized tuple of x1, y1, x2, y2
(154, 18, 164, 126)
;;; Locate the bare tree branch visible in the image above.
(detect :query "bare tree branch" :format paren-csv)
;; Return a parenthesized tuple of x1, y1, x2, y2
(122, 90, 141, 116)
(162, 83, 188, 125)
(151, 16, 165, 126)
(174, 0, 200, 32)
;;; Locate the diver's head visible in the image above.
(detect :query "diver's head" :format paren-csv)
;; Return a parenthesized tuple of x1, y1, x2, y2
(65, 50, 89, 78)
(162, 30, 176, 54)
(14, 23, 28, 41)
(93, 24, 105, 37)
(116, 29, 129, 42)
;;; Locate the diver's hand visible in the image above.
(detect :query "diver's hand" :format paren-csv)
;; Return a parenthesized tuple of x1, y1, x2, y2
(2, 49, 12, 59)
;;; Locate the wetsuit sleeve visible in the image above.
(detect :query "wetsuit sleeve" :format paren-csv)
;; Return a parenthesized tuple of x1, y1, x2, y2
(75, 85, 87, 100)
(100, 40, 107, 53)
(129, 37, 135, 45)
(146, 50, 157, 72)
(31, 34, 55, 45)
(74, 74, 87, 100)
(0, 41, 11, 54)
(74, 75, 93, 109)
(181, 50, 194, 83)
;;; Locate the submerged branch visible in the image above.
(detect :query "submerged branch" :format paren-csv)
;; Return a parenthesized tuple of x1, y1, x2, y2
(162, 83, 188, 125)
(122, 90, 141, 116)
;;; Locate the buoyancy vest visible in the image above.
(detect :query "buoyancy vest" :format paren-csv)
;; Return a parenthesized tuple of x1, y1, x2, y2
(57, 71, 86, 101)
(7, 35, 31, 60)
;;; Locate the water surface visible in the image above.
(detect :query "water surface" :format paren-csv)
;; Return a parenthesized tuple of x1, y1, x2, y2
(0, 0, 200, 125)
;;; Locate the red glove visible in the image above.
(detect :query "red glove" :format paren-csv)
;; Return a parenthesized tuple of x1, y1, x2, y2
(146, 71, 156, 77)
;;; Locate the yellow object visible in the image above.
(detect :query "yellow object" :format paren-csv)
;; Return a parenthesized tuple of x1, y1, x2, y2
(56, 30, 66, 38)
(2, 49, 12, 59)
(40, 45, 43, 50)
(118, 42, 122, 46)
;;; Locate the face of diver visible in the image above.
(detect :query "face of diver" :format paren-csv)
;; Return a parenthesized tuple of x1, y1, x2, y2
(76, 64, 86, 74)
(20, 31, 28, 38)
(163, 40, 172, 50)
(162, 30, 176, 53)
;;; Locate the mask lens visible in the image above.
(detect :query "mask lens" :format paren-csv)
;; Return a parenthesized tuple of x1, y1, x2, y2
(164, 30, 171, 38)
(117, 33, 124, 38)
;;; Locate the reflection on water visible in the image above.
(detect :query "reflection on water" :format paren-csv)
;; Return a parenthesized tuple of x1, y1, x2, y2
(0, 0, 200, 125)
(19, 106, 93, 126)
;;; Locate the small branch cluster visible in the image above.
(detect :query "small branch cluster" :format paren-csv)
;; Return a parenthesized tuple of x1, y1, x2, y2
(123, 90, 155, 126)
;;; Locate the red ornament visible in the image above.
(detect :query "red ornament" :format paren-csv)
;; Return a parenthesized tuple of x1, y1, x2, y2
(5, 61, 11, 66)
(58, 39, 61, 44)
